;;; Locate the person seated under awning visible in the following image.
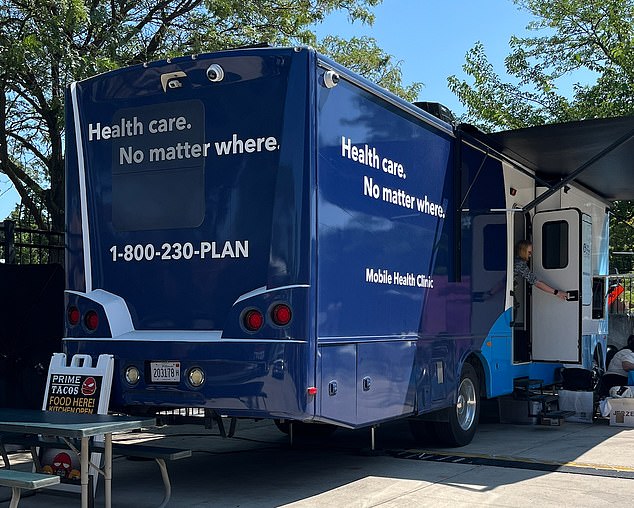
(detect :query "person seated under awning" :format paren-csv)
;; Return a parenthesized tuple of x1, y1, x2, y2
(606, 334, 634, 385)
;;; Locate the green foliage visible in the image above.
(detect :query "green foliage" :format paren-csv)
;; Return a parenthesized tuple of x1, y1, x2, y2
(448, 0, 634, 269)
(447, 41, 566, 130)
(610, 201, 634, 273)
(1, 0, 421, 232)
(448, 0, 634, 130)
(317, 36, 423, 102)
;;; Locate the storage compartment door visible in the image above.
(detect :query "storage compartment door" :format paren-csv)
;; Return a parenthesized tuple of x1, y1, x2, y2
(319, 345, 356, 425)
(357, 341, 416, 424)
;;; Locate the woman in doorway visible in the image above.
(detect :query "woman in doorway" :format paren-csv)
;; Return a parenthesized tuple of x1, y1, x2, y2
(514, 240, 568, 299)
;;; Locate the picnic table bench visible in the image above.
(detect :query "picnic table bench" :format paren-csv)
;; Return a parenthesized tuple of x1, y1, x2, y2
(0, 433, 190, 508)
(0, 469, 60, 507)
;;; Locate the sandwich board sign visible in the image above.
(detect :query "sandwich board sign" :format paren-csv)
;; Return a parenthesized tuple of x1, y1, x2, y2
(37, 353, 114, 495)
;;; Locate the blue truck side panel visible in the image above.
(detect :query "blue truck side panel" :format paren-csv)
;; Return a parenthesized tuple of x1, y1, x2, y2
(480, 311, 514, 397)
(316, 66, 454, 340)
(312, 61, 475, 424)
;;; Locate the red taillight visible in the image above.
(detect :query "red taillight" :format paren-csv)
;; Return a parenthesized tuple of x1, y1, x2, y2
(67, 306, 80, 326)
(84, 310, 99, 331)
(243, 309, 263, 332)
(271, 303, 292, 326)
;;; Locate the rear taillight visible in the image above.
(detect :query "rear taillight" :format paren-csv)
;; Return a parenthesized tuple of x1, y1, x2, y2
(67, 306, 80, 326)
(84, 310, 99, 331)
(271, 303, 292, 326)
(243, 309, 264, 332)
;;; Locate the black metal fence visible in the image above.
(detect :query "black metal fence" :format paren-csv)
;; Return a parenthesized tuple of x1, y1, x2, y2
(0, 220, 65, 409)
(0, 220, 64, 265)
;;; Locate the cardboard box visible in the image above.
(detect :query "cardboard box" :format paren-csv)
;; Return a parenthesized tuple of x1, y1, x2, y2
(558, 390, 594, 423)
(604, 397, 634, 427)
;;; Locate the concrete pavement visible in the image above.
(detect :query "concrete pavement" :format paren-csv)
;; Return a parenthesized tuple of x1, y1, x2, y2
(4, 416, 634, 507)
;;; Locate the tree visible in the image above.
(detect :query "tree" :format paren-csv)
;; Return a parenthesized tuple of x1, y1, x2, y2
(448, 0, 634, 265)
(1, 0, 420, 231)
(610, 201, 634, 273)
(317, 35, 422, 102)
(448, 0, 634, 131)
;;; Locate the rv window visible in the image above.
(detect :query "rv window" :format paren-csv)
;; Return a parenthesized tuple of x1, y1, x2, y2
(541, 220, 568, 269)
(483, 223, 505, 271)
(112, 167, 205, 231)
(110, 101, 206, 231)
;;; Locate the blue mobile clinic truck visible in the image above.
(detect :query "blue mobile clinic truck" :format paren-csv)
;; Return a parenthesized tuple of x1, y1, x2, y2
(63, 46, 634, 446)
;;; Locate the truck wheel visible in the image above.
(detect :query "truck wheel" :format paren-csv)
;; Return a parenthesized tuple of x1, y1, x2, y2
(434, 363, 480, 446)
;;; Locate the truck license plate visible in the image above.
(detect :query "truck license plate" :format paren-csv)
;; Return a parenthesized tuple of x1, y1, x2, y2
(150, 361, 180, 382)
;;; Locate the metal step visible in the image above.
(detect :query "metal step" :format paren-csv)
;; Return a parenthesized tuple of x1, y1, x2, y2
(538, 409, 577, 426)
(526, 394, 558, 403)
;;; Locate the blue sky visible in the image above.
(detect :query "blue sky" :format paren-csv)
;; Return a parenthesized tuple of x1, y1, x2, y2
(314, 0, 538, 115)
(0, 174, 18, 220)
(0, 1, 581, 220)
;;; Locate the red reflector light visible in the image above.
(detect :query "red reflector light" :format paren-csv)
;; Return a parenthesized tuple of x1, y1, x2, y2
(244, 309, 264, 332)
(84, 310, 99, 331)
(68, 306, 80, 326)
(307, 387, 318, 395)
(271, 303, 292, 326)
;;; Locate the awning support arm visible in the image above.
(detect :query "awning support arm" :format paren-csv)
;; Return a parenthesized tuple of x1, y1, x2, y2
(522, 127, 634, 212)
(459, 148, 489, 210)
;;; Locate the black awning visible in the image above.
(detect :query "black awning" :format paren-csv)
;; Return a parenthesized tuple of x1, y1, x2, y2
(478, 116, 634, 201)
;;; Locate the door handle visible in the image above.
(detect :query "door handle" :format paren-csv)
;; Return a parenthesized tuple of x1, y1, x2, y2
(566, 290, 579, 301)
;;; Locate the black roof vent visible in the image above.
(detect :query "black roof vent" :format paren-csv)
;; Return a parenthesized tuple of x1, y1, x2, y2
(414, 102, 455, 124)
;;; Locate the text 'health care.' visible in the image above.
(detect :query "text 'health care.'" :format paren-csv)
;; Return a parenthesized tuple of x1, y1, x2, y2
(86, 116, 279, 164)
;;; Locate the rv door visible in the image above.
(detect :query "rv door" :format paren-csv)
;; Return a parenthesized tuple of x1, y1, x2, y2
(531, 209, 586, 364)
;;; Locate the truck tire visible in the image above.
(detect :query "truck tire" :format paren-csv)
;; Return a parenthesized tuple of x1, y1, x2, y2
(434, 362, 480, 446)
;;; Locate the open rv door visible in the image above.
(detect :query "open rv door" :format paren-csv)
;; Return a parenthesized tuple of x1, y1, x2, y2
(531, 209, 588, 363)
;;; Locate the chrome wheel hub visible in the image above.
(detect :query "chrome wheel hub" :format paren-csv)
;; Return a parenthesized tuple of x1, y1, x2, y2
(456, 377, 477, 431)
